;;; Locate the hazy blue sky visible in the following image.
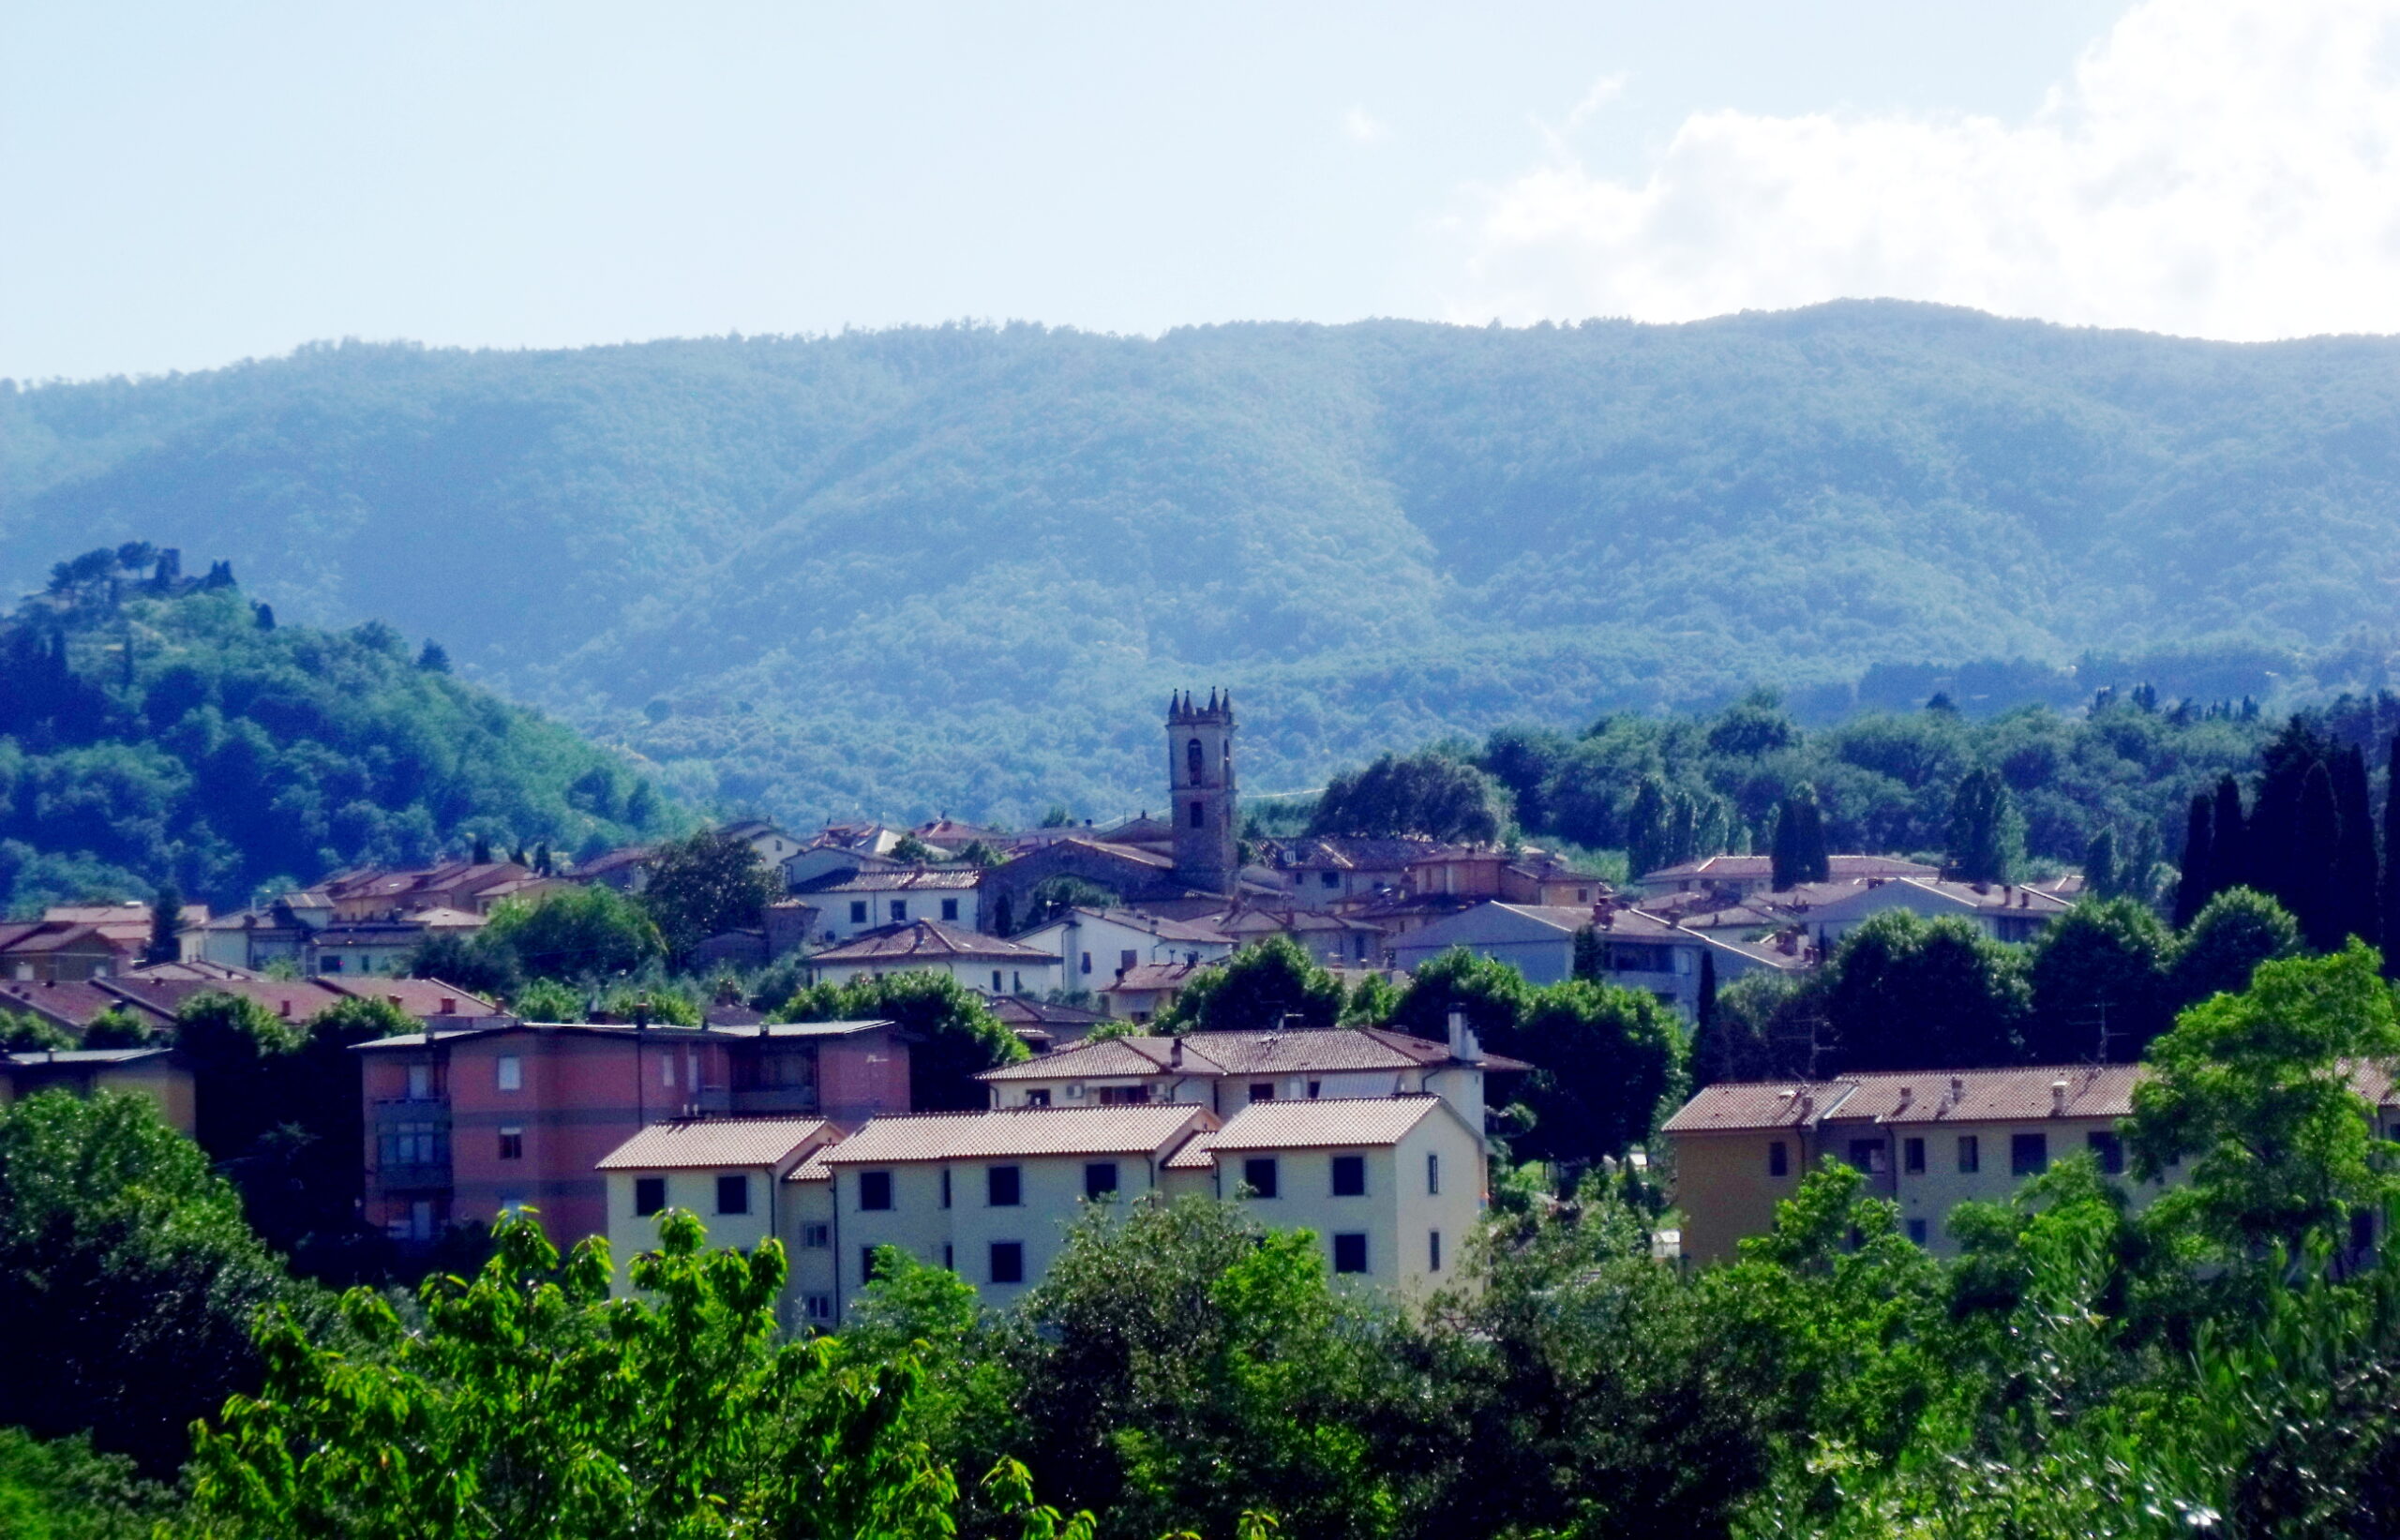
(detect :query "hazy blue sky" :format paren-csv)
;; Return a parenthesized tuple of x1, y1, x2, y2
(7, 1, 2394, 380)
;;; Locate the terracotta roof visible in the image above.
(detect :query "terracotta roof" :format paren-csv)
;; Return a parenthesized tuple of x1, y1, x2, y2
(121, 960, 259, 981)
(100, 978, 352, 1023)
(1163, 1129, 1220, 1170)
(799, 867, 984, 894)
(985, 994, 1112, 1026)
(1102, 961, 1218, 994)
(810, 920, 1059, 964)
(596, 1117, 835, 1171)
(0, 922, 126, 956)
(1275, 836, 1453, 870)
(1204, 1094, 1448, 1151)
(1642, 854, 1939, 884)
(1042, 907, 1234, 944)
(0, 979, 163, 1031)
(819, 1103, 1214, 1164)
(5, 1048, 175, 1068)
(978, 1025, 1522, 1082)
(319, 978, 499, 1017)
(572, 844, 659, 876)
(1663, 1064, 2148, 1135)
(788, 1146, 837, 1182)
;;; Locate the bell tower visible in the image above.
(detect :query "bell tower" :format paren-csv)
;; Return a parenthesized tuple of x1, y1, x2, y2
(1167, 688, 1238, 896)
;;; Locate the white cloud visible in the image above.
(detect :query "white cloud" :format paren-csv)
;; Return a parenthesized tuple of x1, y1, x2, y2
(1343, 105, 1389, 145)
(1453, 0, 2400, 339)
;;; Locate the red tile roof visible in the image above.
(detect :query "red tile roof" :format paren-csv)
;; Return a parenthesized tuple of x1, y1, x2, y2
(820, 1103, 1214, 1163)
(810, 920, 1059, 964)
(1204, 1094, 1450, 1151)
(596, 1117, 836, 1171)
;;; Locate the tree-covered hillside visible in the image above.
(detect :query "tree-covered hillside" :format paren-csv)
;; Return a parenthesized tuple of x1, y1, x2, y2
(8, 303, 2399, 825)
(0, 549, 679, 914)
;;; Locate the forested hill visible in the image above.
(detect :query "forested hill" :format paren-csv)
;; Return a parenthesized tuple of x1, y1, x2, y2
(0, 550, 679, 914)
(7, 303, 2400, 826)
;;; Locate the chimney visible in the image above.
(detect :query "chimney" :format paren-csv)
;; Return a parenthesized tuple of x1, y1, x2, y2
(1445, 1009, 1481, 1063)
(2051, 1077, 2071, 1115)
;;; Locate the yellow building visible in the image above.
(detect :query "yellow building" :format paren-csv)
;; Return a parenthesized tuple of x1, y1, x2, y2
(0, 1047, 196, 1135)
(1665, 1064, 2173, 1263)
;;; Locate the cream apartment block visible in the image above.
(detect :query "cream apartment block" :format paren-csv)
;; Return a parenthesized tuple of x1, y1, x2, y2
(597, 1117, 842, 1294)
(1665, 1064, 2173, 1263)
(803, 1102, 1216, 1320)
(1163, 1094, 1486, 1299)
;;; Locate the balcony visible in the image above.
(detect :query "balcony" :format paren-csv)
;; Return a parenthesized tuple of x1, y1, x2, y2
(729, 1086, 821, 1116)
(375, 1161, 454, 1192)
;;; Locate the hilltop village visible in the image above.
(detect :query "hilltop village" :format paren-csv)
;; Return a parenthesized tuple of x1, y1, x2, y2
(3, 682, 2249, 1333)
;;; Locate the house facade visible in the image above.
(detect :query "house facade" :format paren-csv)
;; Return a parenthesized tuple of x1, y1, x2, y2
(1015, 907, 1235, 994)
(599, 1117, 843, 1296)
(805, 920, 1064, 997)
(798, 869, 986, 943)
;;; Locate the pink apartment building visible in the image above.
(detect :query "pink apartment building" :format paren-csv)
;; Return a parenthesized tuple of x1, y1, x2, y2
(357, 1019, 909, 1246)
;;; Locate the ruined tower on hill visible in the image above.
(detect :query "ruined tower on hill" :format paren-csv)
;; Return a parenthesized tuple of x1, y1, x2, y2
(1167, 689, 1238, 896)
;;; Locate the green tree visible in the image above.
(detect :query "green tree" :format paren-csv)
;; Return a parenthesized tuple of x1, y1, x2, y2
(1153, 935, 1344, 1035)
(1571, 923, 1603, 981)
(1943, 767, 2025, 884)
(0, 1008, 72, 1051)
(142, 881, 182, 965)
(188, 1210, 969, 1540)
(1338, 971, 1401, 1025)
(2168, 886, 2301, 1009)
(1770, 784, 1830, 890)
(484, 885, 666, 980)
(1625, 776, 1673, 880)
(1823, 911, 2029, 1071)
(889, 831, 936, 863)
(2025, 898, 2172, 1063)
(404, 928, 523, 997)
(779, 970, 1026, 1110)
(0, 1090, 296, 1473)
(0, 1427, 178, 1540)
(1385, 944, 1530, 1049)
(1004, 1196, 1396, 1540)
(1493, 979, 1684, 1166)
(640, 830, 781, 959)
(1308, 751, 1505, 845)
(2172, 791, 2214, 928)
(2129, 941, 2400, 1262)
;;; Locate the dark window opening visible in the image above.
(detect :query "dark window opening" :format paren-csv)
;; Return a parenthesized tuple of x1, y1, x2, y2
(634, 1176, 666, 1217)
(715, 1174, 749, 1215)
(988, 1165, 1022, 1206)
(1242, 1157, 1279, 1198)
(2011, 1133, 2049, 1176)
(1332, 1233, 1368, 1274)
(1085, 1161, 1119, 1200)
(1903, 1137, 1926, 1174)
(2086, 1130, 2124, 1175)
(1768, 1141, 1789, 1177)
(990, 1241, 1025, 1284)
(1331, 1154, 1366, 1196)
(859, 1170, 893, 1211)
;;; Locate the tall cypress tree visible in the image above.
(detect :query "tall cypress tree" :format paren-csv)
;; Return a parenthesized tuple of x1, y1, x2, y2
(2385, 737, 2400, 977)
(2212, 774, 2249, 894)
(2332, 743, 2380, 948)
(1797, 789, 1831, 884)
(2296, 761, 2345, 950)
(1945, 768, 2026, 885)
(2084, 827, 2120, 902)
(2172, 794, 2213, 929)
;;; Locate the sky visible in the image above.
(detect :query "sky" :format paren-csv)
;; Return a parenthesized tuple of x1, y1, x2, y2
(5, 0, 2397, 381)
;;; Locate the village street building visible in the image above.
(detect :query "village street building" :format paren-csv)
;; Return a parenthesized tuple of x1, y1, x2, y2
(797, 868, 986, 943)
(0, 1046, 195, 1134)
(1664, 1064, 2190, 1263)
(975, 1020, 1512, 1131)
(1015, 907, 1235, 992)
(354, 1017, 909, 1247)
(1636, 854, 1940, 903)
(804, 1102, 1218, 1319)
(599, 1117, 843, 1298)
(1162, 1094, 1486, 1300)
(804, 920, 1064, 996)
(1388, 900, 1815, 1017)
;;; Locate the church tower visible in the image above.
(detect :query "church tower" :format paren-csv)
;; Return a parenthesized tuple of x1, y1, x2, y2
(1167, 689, 1238, 896)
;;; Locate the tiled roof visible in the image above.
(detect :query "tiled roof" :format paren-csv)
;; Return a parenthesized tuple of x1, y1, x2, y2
(102, 978, 352, 1023)
(1642, 854, 1940, 884)
(320, 978, 499, 1017)
(572, 844, 658, 876)
(0, 922, 124, 956)
(1275, 836, 1451, 870)
(1663, 1064, 2147, 1134)
(820, 1103, 1214, 1164)
(979, 1025, 1521, 1082)
(985, 994, 1112, 1026)
(0, 979, 154, 1030)
(1163, 1129, 1220, 1170)
(6, 1048, 175, 1068)
(1102, 961, 1218, 994)
(1204, 1094, 1448, 1151)
(1046, 907, 1233, 944)
(799, 868, 984, 894)
(596, 1117, 835, 1171)
(810, 920, 1058, 964)
(788, 1146, 837, 1182)
(123, 960, 259, 981)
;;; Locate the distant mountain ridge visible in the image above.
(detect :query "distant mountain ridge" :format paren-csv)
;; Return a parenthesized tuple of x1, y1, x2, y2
(6, 302, 2398, 826)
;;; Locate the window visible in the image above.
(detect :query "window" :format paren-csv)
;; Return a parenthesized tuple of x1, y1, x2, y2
(661, 1054, 676, 1087)
(858, 1171, 893, 1211)
(634, 1176, 666, 1217)
(1768, 1141, 1789, 1177)
(1189, 801, 1205, 829)
(1119, 949, 1138, 973)
(1332, 1233, 1369, 1274)
(1427, 1152, 1440, 1194)
(1903, 1137, 1926, 1174)
(1320, 872, 1341, 890)
(943, 1244, 953, 1270)
(942, 898, 960, 922)
(381, 1122, 446, 1167)
(1026, 1089, 1051, 1107)
(1906, 1219, 1928, 1247)
(1249, 1082, 1276, 1102)
(988, 1165, 1022, 1206)
(1085, 1161, 1119, 1201)
(1331, 1154, 1366, 1196)
(2086, 1130, 2125, 1175)
(1186, 738, 1204, 778)
(940, 1170, 952, 1208)
(1847, 1139, 1886, 1173)
(890, 900, 907, 923)
(716, 1174, 750, 1215)
(801, 1223, 830, 1248)
(1081, 950, 1093, 975)
(2011, 1132, 2049, 1176)
(1958, 1135, 1981, 1174)
(803, 1293, 833, 1323)
(320, 955, 343, 973)
(849, 901, 868, 925)
(496, 1055, 522, 1091)
(990, 1241, 1025, 1284)
(1098, 1085, 1151, 1105)
(1429, 1230, 1444, 1271)
(861, 1248, 884, 1285)
(1242, 1157, 1279, 1198)
(498, 1128, 523, 1160)
(992, 970, 1004, 993)
(1308, 1080, 1322, 1099)
(406, 1061, 434, 1099)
